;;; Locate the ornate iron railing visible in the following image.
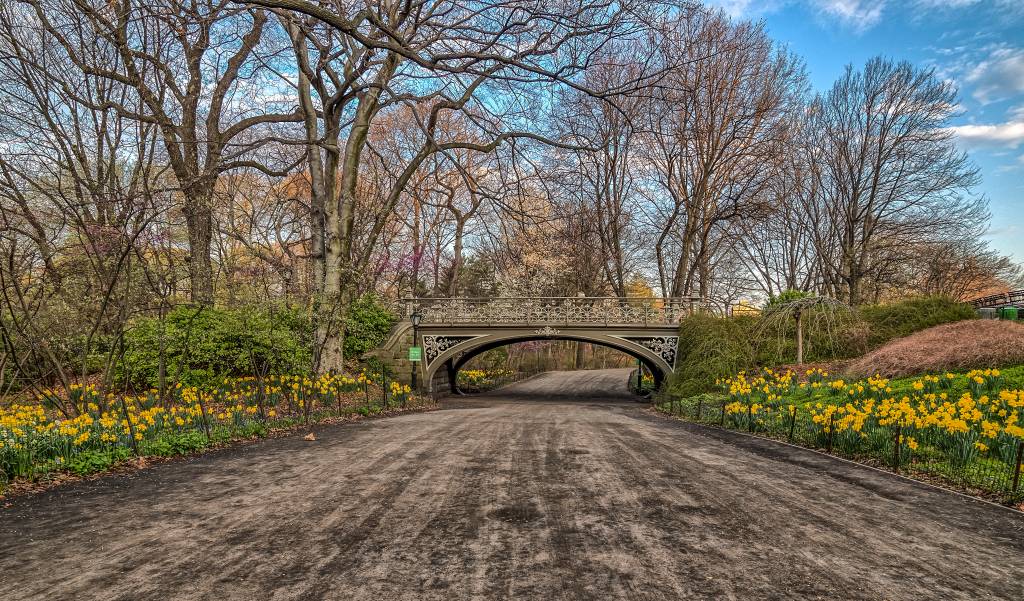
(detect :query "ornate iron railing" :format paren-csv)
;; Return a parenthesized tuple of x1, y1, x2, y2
(970, 290, 1024, 309)
(402, 296, 702, 326)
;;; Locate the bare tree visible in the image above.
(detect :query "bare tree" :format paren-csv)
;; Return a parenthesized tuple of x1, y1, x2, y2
(260, 0, 663, 371)
(642, 10, 805, 300)
(0, 5, 169, 406)
(906, 238, 1024, 301)
(805, 57, 985, 305)
(15, 0, 304, 305)
(733, 114, 821, 297)
(553, 54, 649, 297)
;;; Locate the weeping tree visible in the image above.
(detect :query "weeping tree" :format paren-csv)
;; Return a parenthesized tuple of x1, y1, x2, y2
(759, 291, 854, 365)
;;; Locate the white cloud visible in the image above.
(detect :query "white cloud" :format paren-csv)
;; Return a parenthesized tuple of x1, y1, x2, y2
(702, 0, 886, 31)
(914, 0, 1024, 15)
(700, 0, 786, 18)
(810, 0, 886, 32)
(965, 46, 1024, 104)
(914, 0, 982, 7)
(949, 114, 1024, 149)
(703, 0, 757, 17)
(705, 0, 1017, 33)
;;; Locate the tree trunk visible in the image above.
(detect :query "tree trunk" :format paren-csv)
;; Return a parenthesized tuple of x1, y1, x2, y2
(183, 197, 215, 305)
(447, 220, 465, 296)
(795, 310, 804, 365)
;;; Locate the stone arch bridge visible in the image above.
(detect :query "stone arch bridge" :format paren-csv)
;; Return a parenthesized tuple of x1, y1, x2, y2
(372, 297, 700, 394)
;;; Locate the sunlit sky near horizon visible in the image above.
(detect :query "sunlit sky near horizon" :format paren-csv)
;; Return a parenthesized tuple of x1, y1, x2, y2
(706, 0, 1024, 262)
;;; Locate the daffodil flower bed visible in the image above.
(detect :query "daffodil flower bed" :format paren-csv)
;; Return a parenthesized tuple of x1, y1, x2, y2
(456, 368, 515, 392)
(0, 372, 420, 491)
(658, 366, 1024, 503)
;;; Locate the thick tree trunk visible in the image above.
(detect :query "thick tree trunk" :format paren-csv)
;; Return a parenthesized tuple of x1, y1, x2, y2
(314, 54, 400, 373)
(447, 220, 465, 296)
(183, 198, 215, 305)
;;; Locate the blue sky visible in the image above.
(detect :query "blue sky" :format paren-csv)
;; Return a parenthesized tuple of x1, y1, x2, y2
(707, 0, 1024, 261)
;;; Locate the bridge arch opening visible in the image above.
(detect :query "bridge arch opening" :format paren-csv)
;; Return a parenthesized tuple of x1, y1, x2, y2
(425, 334, 670, 395)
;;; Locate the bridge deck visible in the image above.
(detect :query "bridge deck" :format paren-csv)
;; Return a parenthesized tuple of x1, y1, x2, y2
(971, 290, 1024, 309)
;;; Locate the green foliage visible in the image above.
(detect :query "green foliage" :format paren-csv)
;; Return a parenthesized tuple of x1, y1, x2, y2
(668, 313, 756, 397)
(668, 296, 974, 395)
(858, 296, 976, 348)
(756, 306, 868, 364)
(66, 447, 132, 476)
(452, 256, 498, 297)
(344, 294, 396, 359)
(140, 431, 209, 457)
(764, 289, 814, 309)
(988, 364, 1024, 390)
(362, 355, 393, 380)
(119, 305, 311, 390)
(465, 347, 510, 372)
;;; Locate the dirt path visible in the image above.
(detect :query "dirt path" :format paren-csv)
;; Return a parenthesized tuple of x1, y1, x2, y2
(2, 369, 1023, 600)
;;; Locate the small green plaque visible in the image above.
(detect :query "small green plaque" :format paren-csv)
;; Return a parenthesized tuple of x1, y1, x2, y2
(408, 346, 422, 362)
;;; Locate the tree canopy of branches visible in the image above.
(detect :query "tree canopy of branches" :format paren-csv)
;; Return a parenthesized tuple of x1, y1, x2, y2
(0, 1, 1017, 389)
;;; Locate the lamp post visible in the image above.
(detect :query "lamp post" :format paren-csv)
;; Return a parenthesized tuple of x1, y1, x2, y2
(411, 309, 422, 392)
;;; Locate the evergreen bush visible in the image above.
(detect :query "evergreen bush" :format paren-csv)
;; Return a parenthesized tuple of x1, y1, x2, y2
(118, 305, 312, 390)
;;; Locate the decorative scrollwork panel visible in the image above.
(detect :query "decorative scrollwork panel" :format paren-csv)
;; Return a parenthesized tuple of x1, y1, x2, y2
(614, 336, 680, 368)
(422, 335, 482, 366)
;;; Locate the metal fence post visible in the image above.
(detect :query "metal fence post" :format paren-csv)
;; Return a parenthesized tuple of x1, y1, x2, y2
(788, 406, 797, 442)
(893, 426, 902, 473)
(825, 413, 835, 453)
(119, 397, 141, 455)
(1012, 441, 1024, 495)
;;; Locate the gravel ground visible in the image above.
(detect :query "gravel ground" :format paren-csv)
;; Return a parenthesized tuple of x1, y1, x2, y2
(2, 368, 1022, 600)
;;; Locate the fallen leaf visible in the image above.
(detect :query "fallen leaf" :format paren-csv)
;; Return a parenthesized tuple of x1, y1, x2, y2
(304, 433, 316, 441)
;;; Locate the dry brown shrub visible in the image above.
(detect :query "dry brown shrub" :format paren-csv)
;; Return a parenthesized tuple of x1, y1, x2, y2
(845, 320, 1024, 379)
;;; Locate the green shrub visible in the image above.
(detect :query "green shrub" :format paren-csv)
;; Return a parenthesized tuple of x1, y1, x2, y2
(666, 296, 976, 396)
(66, 448, 132, 476)
(754, 305, 868, 364)
(118, 305, 312, 390)
(344, 294, 396, 359)
(764, 289, 814, 308)
(668, 313, 756, 397)
(858, 296, 975, 348)
(141, 431, 209, 457)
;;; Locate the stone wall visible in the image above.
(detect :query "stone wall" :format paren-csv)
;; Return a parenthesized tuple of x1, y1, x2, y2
(431, 365, 453, 396)
(368, 320, 415, 385)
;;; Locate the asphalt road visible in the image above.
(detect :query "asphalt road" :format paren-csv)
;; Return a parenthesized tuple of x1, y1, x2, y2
(2, 368, 1023, 600)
